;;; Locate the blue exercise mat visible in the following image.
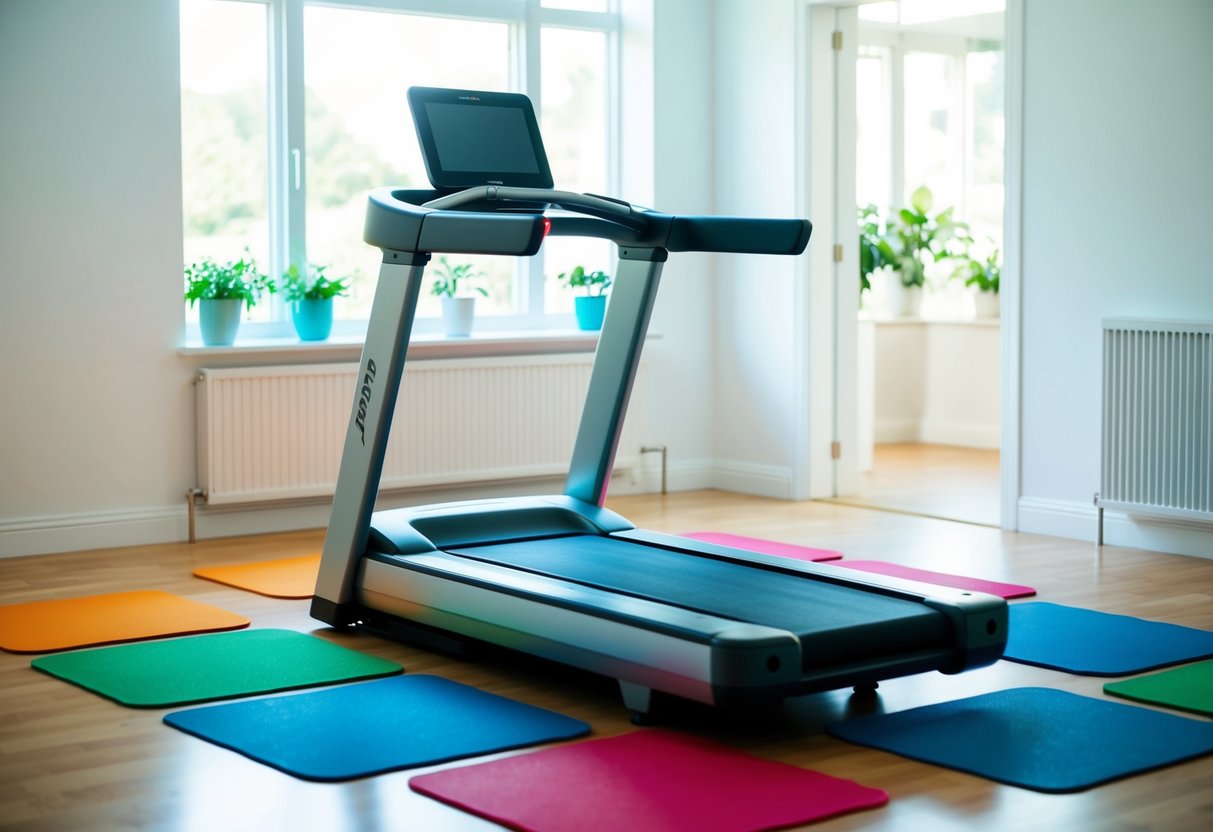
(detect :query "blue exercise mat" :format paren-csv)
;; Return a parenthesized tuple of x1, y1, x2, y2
(164, 674, 590, 781)
(828, 687, 1213, 793)
(1003, 602, 1213, 676)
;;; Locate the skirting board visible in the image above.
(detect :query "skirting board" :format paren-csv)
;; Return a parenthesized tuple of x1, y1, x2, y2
(1018, 496, 1213, 561)
(0, 506, 185, 560)
(876, 418, 999, 450)
(0, 461, 758, 559)
(710, 460, 795, 500)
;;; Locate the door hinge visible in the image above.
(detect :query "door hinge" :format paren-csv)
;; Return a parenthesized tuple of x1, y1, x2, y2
(831, 441, 842, 460)
(833, 244, 843, 263)
(832, 31, 843, 50)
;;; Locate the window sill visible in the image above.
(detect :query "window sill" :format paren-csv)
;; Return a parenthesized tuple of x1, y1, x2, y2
(178, 329, 607, 363)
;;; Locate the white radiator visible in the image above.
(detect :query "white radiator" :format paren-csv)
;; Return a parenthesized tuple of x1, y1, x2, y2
(1099, 319, 1213, 524)
(195, 356, 638, 506)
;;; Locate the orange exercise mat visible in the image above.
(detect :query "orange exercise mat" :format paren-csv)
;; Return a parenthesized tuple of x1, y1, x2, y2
(193, 554, 321, 599)
(0, 590, 249, 653)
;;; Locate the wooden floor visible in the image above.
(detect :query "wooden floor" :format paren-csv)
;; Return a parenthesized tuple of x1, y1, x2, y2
(2, 490, 1211, 831)
(828, 443, 1002, 527)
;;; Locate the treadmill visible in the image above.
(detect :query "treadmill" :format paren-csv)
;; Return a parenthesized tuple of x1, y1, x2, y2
(311, 86, 1007, 716)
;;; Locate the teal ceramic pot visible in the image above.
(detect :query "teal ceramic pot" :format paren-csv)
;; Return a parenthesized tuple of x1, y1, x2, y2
(292, 298, 334, 341)
(199, 298, 243, 346)
(574, 295, 607, 331)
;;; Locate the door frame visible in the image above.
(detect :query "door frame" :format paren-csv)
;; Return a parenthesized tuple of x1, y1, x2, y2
(799, 0, 1023, 530)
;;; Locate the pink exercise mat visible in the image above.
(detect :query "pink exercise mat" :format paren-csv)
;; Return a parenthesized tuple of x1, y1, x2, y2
(834, 560, 1035, 599)
(680, 531, 843, 562)
(410, 729, 887, 832)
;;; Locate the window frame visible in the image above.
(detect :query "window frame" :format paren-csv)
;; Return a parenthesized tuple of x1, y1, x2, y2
(182, 0, 621, 343)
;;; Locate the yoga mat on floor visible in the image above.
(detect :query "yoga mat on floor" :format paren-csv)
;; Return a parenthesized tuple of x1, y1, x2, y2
(833, 560, 1036, 599)
(680, 531, 843, 562)
(1003, 602, 1213, 676)
(31, 629, 402, 707)
(193, 554, 321, 599)
(164, 674, 589, 782)
(828, 687, 1213, 793)
(1105, 660, 1213, 717)
(0, 590, 249, 653)
(410, 730, 887, 832)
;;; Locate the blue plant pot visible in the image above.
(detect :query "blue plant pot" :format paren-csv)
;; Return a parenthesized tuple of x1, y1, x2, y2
(199, 298, 243, 346)
(574, 295, 607, 331)
(292, 298, 334, 341)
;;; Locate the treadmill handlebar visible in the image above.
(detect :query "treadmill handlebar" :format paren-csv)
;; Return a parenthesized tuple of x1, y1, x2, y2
(364, 186, 812, 257)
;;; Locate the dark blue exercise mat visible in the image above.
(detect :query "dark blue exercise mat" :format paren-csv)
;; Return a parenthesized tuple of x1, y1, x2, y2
(1003, 602, 1213, 676)
(164, 674, 590, 781)
(828, 687, 1213, 793)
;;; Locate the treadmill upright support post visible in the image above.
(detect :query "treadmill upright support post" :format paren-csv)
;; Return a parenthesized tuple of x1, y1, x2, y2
(312, 252, 428, 625)
(565, 248, 667, 507)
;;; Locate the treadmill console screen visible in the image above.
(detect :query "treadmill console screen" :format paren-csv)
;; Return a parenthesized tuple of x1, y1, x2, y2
(409, 87, 554, 190)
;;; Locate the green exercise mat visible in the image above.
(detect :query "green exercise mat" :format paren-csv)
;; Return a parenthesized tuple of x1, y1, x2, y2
(1105, 660, 1213, 717)
(32, 629, 402, 707)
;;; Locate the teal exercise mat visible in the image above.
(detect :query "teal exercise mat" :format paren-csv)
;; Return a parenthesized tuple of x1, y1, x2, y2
(1105, 660, 1213, 717)
(828, 687, 1213, 793)
(1003, 602, 1213, 675)
(32, 629, 401, 707)
(164, 674, 591, 782)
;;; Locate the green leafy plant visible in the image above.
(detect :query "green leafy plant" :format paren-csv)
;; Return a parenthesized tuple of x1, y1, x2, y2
(281, 263, 349, 302)
(184, 252, 275, 309)
(556, 265, 613, 297)
(955, 248, 1001, 294)
(859, 204, 896, 294)
(882, 186, 971, 288)
(430, 256, 488, 298)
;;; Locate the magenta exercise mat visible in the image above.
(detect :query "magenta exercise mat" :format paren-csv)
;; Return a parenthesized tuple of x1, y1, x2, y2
(680, 531, 843, 562)
(833, 560, 1036, 599)
(410, 730, 887, 831)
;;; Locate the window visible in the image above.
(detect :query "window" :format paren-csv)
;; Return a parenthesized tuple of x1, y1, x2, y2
(179, 0, 619, 341)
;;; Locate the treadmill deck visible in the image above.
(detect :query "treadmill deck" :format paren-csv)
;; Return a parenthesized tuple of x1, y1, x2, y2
(445, 534, 952, 670)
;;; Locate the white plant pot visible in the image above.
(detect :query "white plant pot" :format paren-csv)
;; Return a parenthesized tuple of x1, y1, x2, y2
(887, 279, 923, 318)
(974, 291, 1000, 319)
(441, 296, 476, 337)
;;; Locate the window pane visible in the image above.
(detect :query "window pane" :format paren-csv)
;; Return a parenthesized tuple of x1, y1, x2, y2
(303, 7, 511, 320)
(541, 27, 609, 314)
(542, 0, 610, 11)
(856, 46, 892, 213)
(902, 51, 963, 212)
(541, 28, 608, 195)
(180, 0, 270, 322)
(966, 48, 1004, 249)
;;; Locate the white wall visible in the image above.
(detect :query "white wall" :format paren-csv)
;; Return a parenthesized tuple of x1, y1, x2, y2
(710, 0, 809, 498)
(871, 321, 1001, 449)
(628, 0, 718, 493)
(0, 0, 194, 555)
(1017, 0, 1213, 555)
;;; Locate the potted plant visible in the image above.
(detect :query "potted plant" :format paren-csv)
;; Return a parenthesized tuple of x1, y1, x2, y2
(955, 248, 1001, 318)
(557, 265, 613, 331)
(184, 252, 275, 346)
(431, 256, 487, 337)
(881, 186, 970, 316)
(859, 204, 895, 305)
(282, 263, 349, 341)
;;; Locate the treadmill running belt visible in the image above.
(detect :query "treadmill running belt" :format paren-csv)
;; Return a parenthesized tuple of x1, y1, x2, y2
(446, 535, 951, 669)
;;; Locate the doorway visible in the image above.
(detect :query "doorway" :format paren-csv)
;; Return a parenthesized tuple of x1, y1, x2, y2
(826, 0, 1008, 527)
